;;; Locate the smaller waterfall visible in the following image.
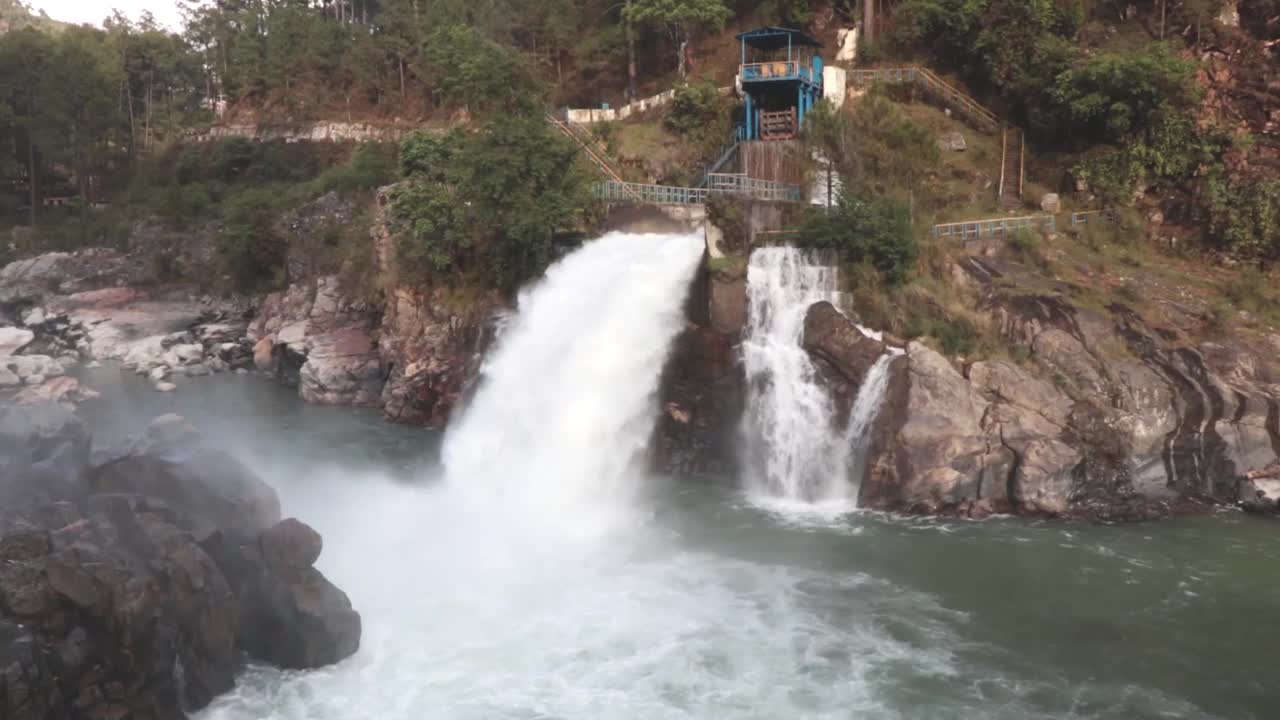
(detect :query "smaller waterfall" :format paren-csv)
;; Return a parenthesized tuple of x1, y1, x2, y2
(741, 246, 897, 506)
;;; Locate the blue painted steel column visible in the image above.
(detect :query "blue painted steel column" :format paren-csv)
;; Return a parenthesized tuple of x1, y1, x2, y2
(745, 93, 754, 140)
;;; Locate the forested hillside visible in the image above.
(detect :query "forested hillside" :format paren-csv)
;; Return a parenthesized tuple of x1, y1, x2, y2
(0, 0, 1277, 282)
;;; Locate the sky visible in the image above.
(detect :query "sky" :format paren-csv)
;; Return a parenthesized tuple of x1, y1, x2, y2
(27, 0, 186, 30)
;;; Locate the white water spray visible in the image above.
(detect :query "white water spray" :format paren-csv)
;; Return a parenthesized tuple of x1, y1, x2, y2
(741, 246, 896, 507)
(442, 231, 703, 529)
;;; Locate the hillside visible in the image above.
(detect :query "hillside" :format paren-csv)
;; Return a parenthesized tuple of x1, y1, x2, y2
(0, 0, 62, 33)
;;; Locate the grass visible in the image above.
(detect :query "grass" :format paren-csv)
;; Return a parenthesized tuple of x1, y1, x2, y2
(896, 101, 1004, 223)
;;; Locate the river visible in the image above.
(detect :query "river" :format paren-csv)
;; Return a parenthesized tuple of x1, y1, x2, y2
(74, 363, 1280, 720)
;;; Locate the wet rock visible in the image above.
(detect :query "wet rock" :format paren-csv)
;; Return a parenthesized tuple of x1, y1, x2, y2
(0, 401, 92, 507)
(802, 301, 886, 386)
(90, 415, 282, 540)
(261, 518, 323, 570)
(155, 381, 177, 393)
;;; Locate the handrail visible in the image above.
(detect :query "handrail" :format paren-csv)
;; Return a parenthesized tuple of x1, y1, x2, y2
(593, 178, 803, 205)
(546, 114, 638, 200)
(848, 66, 999, 131)
(697, 139, 742, 188)
(934, 214, 1055, 239)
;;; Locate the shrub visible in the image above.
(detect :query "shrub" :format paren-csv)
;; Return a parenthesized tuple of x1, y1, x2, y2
(1204, 172, 1280, 266)
(793, 192, 916, 285)
(665, 80, 732, 160)
(391, 116, 592, 290)
(217, 189, 288, 293)
(311, 143, 397, 196)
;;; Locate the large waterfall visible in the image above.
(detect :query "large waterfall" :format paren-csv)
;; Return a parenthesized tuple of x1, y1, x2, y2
(442, 231, 703, 528)
(740, 246, 893, 507)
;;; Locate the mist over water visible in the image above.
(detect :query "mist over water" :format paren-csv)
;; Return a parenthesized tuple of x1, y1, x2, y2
(66, 233, 1279, 720)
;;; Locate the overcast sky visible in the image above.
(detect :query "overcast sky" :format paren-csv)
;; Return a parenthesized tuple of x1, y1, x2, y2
(27, 0, 186, 30)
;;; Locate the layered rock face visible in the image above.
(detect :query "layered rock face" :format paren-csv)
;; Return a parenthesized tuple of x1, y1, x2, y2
(657, 240, 1279, 520)
(860, 258, 1280, 519)
(250, 276, 385, 407)
(0, 407, 360, 719)
(651, 262, 747, 478)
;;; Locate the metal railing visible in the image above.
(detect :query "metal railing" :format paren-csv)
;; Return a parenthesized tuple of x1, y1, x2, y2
(740, 62, 818, 85)
(546, 113, 638, 200)
(593, 177, 802, 205)
(849, 66, 1000, 131)
(703, 173, 801, 200)
(933, 214, 1056, 239)
(1070, 209, 1119, 225)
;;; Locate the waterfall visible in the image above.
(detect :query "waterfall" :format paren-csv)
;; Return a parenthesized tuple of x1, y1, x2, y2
(740, 246, 895, 507)
(441, 231, 703, 528)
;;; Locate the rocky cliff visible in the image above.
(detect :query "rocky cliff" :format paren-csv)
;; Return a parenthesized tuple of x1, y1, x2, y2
(0, 190, 504, 429)
(656, 229, 1280, 521)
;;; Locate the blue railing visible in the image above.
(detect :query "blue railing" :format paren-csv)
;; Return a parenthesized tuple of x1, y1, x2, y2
(740, 62, 819, 85)
(933, 214, 1056, 239)
(593, 177, 802, 205)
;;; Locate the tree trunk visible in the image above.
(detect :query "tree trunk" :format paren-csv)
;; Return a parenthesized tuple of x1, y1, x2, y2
(677, 38, 688, 79)
(26, 126, 37, 226)
(1160, 0, 1167, 39)
(864, 0, 875, 45)
(125, 79, 137, 160)
(399, 58, 406, 99)
(625, 0, 638, 102)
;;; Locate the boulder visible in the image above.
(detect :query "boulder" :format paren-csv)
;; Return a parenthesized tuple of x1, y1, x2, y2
(1040, 193, 1062, 213)
(0, 327, 34, 357)
(938, 131, 966, 152)
(0, 401, 92, 507)
(0, 496, 240, 718)
(234, 519, 361, 670)
(260, 518, 323, 570)
(299, 326, 384, 407)
(254, 336, 277, 371)
(801, 301, 886, 386)
(90, 415, 282, 540)
(11, 377, 100, 406)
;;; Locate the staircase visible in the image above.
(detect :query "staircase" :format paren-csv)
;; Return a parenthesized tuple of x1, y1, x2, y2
(545, 114, 638, 198)
(998, 126, 1024, 210)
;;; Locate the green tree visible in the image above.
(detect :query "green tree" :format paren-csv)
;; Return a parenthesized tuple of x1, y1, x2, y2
(425, 25, 543, 115)
(794, 192, 916, 285)
(626, 0, 731, 78)
(1050, 44, 1200, 145)
(0, 27, 55, 224)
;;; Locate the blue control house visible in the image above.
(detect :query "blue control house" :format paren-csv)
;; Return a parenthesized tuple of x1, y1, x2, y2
(737, 27, 824, 141)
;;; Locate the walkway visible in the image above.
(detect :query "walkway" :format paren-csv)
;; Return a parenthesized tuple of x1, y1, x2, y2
(594, 174, 802, 205)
